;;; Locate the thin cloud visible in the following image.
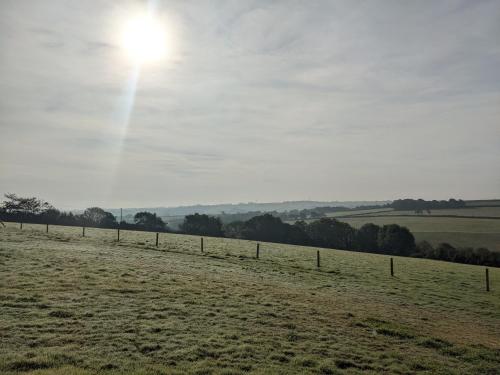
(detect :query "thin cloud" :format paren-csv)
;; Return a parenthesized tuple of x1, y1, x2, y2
(0, 0, 499, 207)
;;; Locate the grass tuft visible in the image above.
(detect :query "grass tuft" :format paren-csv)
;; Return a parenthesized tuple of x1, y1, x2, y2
(48, 310, 74, 318)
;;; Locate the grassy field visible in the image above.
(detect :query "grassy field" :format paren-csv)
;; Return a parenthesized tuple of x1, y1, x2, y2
(336, 216, 500, 252)
(288, 209, 500, 251)
(1, 223, 499, 375)
(348, 207, 500, 218)
(344, 206, 500, 218)
(324, 208, 394, 218)
(466, 200, 500, 207)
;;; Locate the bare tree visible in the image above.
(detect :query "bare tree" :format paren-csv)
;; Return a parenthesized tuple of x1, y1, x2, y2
(2, 193, 52, 214)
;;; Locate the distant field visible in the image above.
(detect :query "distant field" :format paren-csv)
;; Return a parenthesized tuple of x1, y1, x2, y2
(351, 206, 500, 218)
(466, 200, 500, 207)
(1, 223, 499, 374)
(325, 208, 394, 217)
(337, 216, 500, 251)
(286, 207, 500, 251)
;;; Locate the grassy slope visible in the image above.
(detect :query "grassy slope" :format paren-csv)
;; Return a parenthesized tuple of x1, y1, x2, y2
(354, 207, 500, 218)
(337, 216, 500, 252)
(1, 223, 499, 375)
(324, 208, 394, 218)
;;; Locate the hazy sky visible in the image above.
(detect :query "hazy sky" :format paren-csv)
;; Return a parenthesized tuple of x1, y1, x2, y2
(1, 0, 499, 209)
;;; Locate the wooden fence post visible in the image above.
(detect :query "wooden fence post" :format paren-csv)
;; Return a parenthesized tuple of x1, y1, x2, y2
(201, 237, 204, 252)
(390, 258, 394, 277)
(317, 250, 320, 268)
(486, 268, 490, 292)
(156, 233, 159, 247)
(82, 227, 85, 237)
(256, 243, 260, 259)
(20, 222, 23, 230)
(117, 229, 120, 242)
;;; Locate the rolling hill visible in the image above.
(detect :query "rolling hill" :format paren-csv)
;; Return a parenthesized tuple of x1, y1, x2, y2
(0, 223, 499, 374)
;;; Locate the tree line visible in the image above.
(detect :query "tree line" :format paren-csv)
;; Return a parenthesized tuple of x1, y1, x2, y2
(217, 199, 468, 223)
(179, 213, 499, 267)
(0, 194, 168, 232)
(180, 213, 416, 257)
(218, 204, 388, 223)
(1, 193, 498, 267)
(391, 198, 466, 211)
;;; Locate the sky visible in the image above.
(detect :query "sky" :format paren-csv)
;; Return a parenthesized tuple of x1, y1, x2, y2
(1, 0, 499, 209)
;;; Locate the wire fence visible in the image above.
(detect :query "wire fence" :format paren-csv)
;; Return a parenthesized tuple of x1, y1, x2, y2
(1, 221, 495, 293)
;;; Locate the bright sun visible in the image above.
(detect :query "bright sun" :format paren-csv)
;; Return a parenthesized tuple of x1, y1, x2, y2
(121, 15, 167, 64)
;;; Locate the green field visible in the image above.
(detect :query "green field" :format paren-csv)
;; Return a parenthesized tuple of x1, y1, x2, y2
(286, 207, 500, 251)
(1, 223, 499, 374)
(466, 200, 500, 207)
(336, 216, 500, 252)
(349, 206, 500, 218)
(325, 208, 394, 218)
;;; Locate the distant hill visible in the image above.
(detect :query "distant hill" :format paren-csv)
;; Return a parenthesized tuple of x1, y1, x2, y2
(105, 200, 391, 218)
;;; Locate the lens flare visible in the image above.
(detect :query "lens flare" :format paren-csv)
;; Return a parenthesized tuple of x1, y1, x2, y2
(121, 15, 167, 64)
(107, 1, 168, 199)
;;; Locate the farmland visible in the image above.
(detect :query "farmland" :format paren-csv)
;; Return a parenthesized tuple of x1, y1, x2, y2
(324, 208, 394, 218)
(335, 216, 500, 252)
(1, 223, 499, 374)
(346, 206, 500, 219)
(281, 204, 500, 252)
(466, 200, 500, 207)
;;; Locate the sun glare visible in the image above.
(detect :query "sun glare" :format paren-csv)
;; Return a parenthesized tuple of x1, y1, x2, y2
(121, 15, 167, 64)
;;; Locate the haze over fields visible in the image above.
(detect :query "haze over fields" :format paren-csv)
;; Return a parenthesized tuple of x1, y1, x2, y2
(1, 0, 500, 209)
(2, 2, 500, 374)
